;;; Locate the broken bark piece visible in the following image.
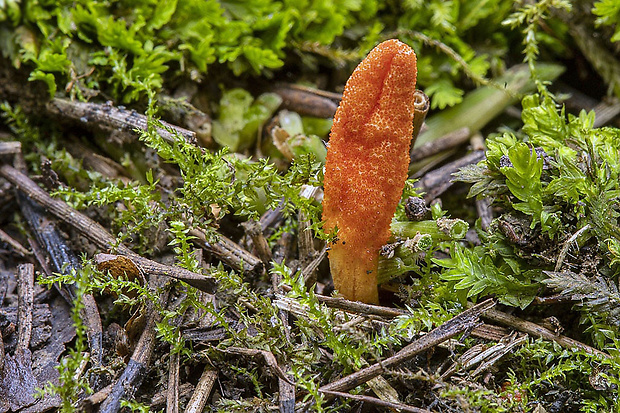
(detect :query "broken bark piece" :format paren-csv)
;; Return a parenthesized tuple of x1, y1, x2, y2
(322, 39, 418, 304)
(22, 295, 75, 413)
(0, 350, 37, 412)
(0, 304, 51, 352)
(0, 264, 37, 413)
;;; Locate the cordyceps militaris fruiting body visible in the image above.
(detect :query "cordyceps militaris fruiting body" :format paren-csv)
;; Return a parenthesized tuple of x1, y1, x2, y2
(322, 39, 418, 304)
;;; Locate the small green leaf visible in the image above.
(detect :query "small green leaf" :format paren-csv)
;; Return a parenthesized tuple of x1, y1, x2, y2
(424, 79, 464, 109)
(29, 70, 57, 97)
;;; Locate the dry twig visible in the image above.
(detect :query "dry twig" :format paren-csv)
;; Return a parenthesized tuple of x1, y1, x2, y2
(185, 368, 217, 413)
(319, 390, 433, 413)
(46, 98, 197, 145)
(478, 305, 608, 357)
(0, 163, 218, 293)
(99, 277, 171, 413)
(317, 299, 495, 398)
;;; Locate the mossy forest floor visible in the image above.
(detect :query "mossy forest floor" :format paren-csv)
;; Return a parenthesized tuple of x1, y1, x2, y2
(2, 1, 620, 412)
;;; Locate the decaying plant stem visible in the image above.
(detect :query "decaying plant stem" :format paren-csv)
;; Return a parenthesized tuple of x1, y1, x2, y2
(166, 345, 180, 413)
(189, 228, 263, 276)
(409, 126, 470, 163)
(0, 228, 30, 257)
(273, 84, 339, 119)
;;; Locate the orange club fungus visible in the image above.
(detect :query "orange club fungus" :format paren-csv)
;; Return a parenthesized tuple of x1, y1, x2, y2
(322, 39, 418, 304)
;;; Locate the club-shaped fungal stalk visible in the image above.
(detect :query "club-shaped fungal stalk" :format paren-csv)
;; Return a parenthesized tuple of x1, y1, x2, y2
(322, 39, 418, 304)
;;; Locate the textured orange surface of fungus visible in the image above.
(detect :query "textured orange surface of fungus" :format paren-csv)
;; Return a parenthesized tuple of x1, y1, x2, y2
(322, 39, 417, 304)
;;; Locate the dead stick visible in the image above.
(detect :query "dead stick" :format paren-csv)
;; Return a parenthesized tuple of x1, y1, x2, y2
(318, 299, 495, 395)
(480, 306, 608, 357)
(475, 197, 493, 232)
(185, 368, 217, 413)
(166, 347, 180, 413)
(315, 294, 408, 318)
(0, 163, 218, 293)
(0, 227, 31, 257)
(1, 163, 129, 252)
(0, 141, 21, 155)
(415, 150, 485, 203)
(319, 390, 432, 413)
(273, 84, 339, 119)
(225, 347, 294, 385)
(279, 286, 407, 318)
(190, 228, 263, 275)
(99, 278, 171, 413)
(410, 127, 470, 163)
(46, 98, 197, 145)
